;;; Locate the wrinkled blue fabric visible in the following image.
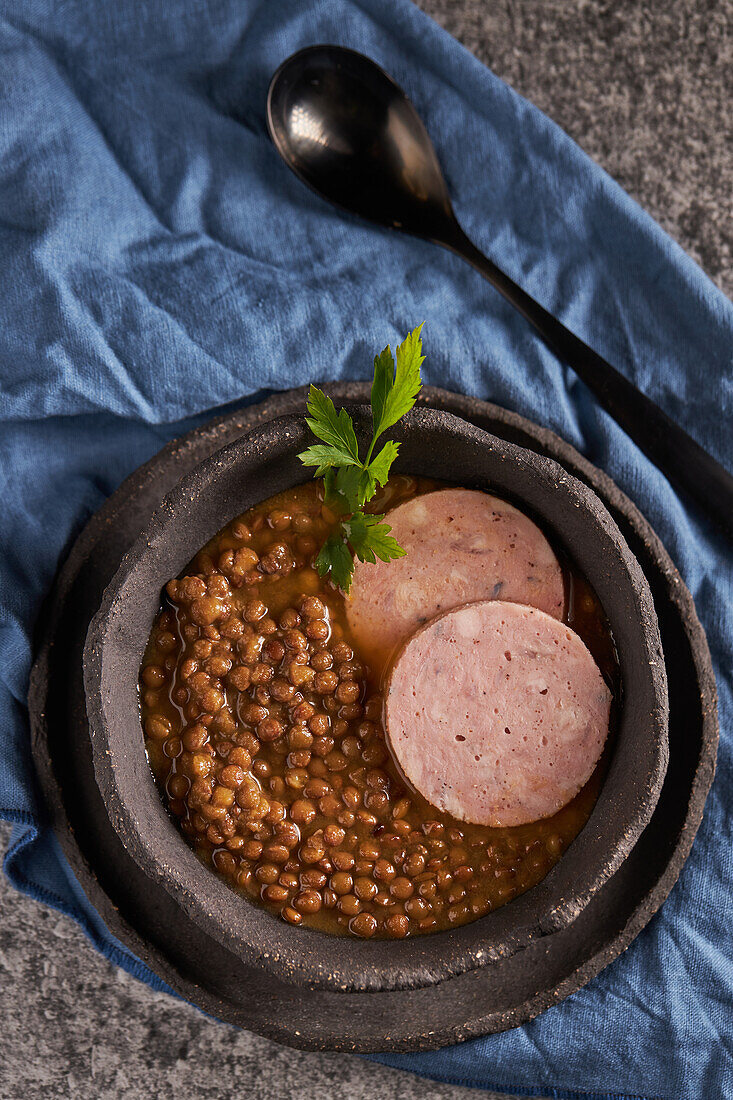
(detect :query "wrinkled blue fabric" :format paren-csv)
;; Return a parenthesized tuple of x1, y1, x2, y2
(1, 1, 731, 1096)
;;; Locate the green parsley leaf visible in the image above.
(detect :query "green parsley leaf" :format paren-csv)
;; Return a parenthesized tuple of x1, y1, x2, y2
(298, 443, 361, 477)
(322, 466, 372, 514)
(315, 534, 356, 592)
(345, 512, 407, 564)
(299, 327, 425, 590)
(323, 466, 357, 512)
(321, 468, 342, 510)
(367, 440, 400, 491)
(304, 385, 359, 461)
(370, 345, 396, 443)
(369, 324, 424, 450)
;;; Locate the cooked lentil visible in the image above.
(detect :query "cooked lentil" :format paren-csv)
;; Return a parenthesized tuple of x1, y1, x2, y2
(140, 476, 618, 939)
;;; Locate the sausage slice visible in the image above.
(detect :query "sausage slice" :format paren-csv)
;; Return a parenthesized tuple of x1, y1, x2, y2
(347, 489, 564, 666)
(385, 600, 611, 827)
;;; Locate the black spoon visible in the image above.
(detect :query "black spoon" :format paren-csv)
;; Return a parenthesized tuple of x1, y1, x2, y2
(267, 44, 733, 539)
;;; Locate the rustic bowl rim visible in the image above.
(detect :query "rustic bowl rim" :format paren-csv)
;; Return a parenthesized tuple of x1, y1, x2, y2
(83, 405, 668, 994)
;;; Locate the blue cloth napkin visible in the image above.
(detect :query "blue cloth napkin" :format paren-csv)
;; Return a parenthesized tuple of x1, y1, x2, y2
(1, 1, 731, 1096)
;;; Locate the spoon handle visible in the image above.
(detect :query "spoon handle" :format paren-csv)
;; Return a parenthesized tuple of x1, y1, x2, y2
(442, 224, 733, 539)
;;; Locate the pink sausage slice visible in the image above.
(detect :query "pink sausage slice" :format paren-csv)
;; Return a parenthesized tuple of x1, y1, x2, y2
(347, 489, 564, 664)
(385, 601, 611, 827)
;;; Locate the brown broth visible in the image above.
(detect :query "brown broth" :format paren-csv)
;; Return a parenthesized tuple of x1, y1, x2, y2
(139, 476, 619, 939)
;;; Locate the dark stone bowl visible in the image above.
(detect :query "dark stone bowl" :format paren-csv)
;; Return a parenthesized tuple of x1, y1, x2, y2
(83, 406, 668, 995)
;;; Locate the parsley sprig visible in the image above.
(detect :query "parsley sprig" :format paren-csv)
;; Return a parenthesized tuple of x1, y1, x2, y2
(298, 324, 425, 592)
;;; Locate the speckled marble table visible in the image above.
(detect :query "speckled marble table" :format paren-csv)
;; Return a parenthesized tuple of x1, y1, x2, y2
(2, 3, 730, 1098)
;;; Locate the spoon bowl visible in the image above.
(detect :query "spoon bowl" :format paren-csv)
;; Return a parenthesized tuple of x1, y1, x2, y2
(267, 45, 453, 241)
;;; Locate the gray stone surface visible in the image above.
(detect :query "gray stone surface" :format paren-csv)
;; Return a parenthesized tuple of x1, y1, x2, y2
(417, 0, 732, 296)
(2, 2, 729, 1098)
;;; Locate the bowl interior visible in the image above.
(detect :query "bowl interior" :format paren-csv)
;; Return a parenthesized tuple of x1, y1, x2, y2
(84, 406, 668, 993)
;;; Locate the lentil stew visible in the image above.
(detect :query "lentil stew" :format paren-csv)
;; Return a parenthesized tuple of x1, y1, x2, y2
(140, 477, 618, 940)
